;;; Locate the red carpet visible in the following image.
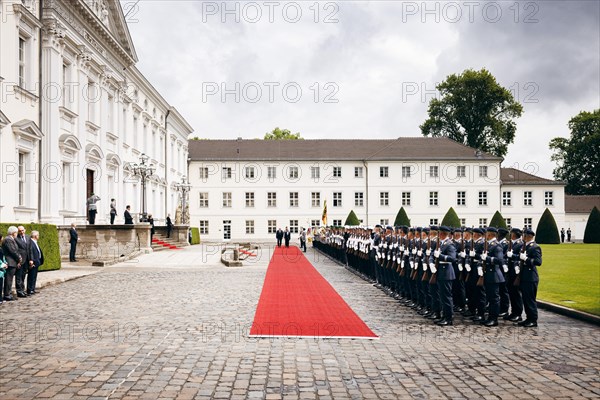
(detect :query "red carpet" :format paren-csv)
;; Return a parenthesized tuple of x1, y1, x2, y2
(250, 246, 378, 339)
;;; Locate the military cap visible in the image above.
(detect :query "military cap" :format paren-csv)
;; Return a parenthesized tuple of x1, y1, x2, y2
(454, 227, 464, 233)
(416, 227, 422, 232)
(486, 226, 498, 233)
(430, 225, 439, 231)
(401, 226, 409, 234)
(473, 227, 485, 234)
(423, 227, 431, 234)
(464, 227, 473, 233)
(410, 227, 416, 233)
(439, 226, 452, 232)
(510, 227, 522, 236)
(497, 228, 509, 236)
(524, 228, 536, 236)
(386, 225, 393, 230)
(375, 224, 382, 228)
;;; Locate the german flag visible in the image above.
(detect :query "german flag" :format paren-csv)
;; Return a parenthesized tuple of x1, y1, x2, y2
(321, 200, 328, 226)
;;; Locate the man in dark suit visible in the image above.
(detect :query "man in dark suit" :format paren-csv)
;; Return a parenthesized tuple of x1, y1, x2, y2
(124, 205, 134, 224)
(2, 226, 21, 301)
(69, 223, 79, 262)
(479, 227, 505, 327)
(284, 227, 291, 248)
(276, 228, 283, 247)
(15, 226, 32, 297)
(516, 228, 542, 327)
(28, 230, 44, 295)
(430, 226, 457, 326)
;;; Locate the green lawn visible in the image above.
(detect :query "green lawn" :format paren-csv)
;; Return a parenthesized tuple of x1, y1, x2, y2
(538, 244, 600, 316)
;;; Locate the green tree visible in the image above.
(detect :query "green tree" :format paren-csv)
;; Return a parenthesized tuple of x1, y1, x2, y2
(549, 109, 600, 195)
(393, 207, 411, 226)
(489, 210, 509, 229)
(344, 210, 361, 226)
(420, 68, 523, 158)
(536, 208, 560, 244)
(264, 127, 302, 140)
(441, 207, 461, 228)
(583, 206, 600, 243)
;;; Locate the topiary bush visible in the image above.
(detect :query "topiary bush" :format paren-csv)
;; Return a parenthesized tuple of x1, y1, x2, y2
(344, 210, 361, 226)
(441, 207, 461, 227)
(583, 206, 600, 243)
(0, 223, 61, 271)
(393, 207, 411, 226)
(536, 208, 560, 244)
(190, 227, 200, 245)
(489, 210, 509, 229)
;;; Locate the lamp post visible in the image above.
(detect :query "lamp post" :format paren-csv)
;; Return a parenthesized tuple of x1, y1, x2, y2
(174, 176, 191, 225)
(131, 153, 154, 222)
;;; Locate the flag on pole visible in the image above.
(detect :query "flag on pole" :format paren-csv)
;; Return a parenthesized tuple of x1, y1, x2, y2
(321, 200, 328, 226)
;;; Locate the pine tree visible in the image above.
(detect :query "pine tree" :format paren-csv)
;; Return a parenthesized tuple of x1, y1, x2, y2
(393, 207, 411, 226)
(536, 208, 560, 244)
(441, 207, 461, 227)
(583, 206, 600, 243)
(344, 210, 361, 226)
(489, 210, 508, 229)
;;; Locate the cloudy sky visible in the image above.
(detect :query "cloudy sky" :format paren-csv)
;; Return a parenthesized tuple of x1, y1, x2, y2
(122, 0, 599, 178)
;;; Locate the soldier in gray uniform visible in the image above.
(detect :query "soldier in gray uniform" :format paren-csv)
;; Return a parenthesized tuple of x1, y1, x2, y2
(430, 226, 457, 326)
(480, 227, 505, 327)
(504, 228, 525, 322)
(514, 228, 542, 327)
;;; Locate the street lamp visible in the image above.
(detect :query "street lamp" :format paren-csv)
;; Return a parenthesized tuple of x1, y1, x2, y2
(174, 176, 191, 225)
(131, 153, 155, 222)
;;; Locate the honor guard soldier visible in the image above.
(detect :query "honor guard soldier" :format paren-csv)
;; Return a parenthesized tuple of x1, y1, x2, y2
(480, 227, 505, 327)
(430, 226, 457, 326)
(496, 227, 511, 318)
(515, 228, 542, 327)
(452, 227, 467, 313)
(425, 226, 441, 321)
(371, 225, 382, 287)
(467, 228, 487, 322)
(504, 228, 525, 322)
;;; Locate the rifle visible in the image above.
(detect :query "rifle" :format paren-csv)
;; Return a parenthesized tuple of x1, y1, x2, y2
(429, 235, 439, 284)
(465, 228, 474, 282)
(422, 231, 431, 282)
(476, 235, 487, 287)
(459, 229, 465, 281)
(514, 236, 526, 286)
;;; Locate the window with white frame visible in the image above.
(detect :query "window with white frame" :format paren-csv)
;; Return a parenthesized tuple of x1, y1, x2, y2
(479, 191, 488, 206)
(332, 219, 342, 227)
(311, 220, 320, 228)
(222, 192, 232, 208)
(402, 166, 411, 178)
(503, 191, 512, 206)
(524, 191, 532, 206)
(311, 192, 320, 207)
(290, 220, 299, 233)
(430, 218, 439, 225)
(199, 192, 209, 208)
(333, 192, 342, 207)
(380, 192, 389, 206)
(289, 192, 299, 207)
(457, 165, 466, 178)
(460, 218, 466, 226)
(355, 192, 364, 207)
(288, 166, 299, 179)
(222, 167, 232, 179)
(479, 166, 488, 177)
(457, 191, 466, 206)
(199, 220, 209, 235)
(18, 152, 26, 206)
(430, 166, 439, 178)
(545, 191, 553, 206)
(62, 63, 71, 107)
(380, 166, 389, 178)
(245, 192, 255, 207)
(245, 166, 255, 179)
(479, 218, 488, 227)
(402, 192, 411, 206)
(310, 166, 320, 179)
(246, 220, 255, 234)
(268, 220, 277, 234)
(429, 191, 438, 206)
(267, 192, 277, 207)
(333, 166, 342, 178)
(380, 219, 389, 225)
(199, 167, 209, 179)
(524, 218, 532, 229)
(62, 163, 70, 210)
(505, 218, 512, 228)
(354, 166, 363, 178)
(18, 36, 28, 88)
(267, 166, 276, 179)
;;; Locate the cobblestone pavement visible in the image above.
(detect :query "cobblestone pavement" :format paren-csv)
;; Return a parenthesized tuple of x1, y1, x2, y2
(0, 244, 598, 399)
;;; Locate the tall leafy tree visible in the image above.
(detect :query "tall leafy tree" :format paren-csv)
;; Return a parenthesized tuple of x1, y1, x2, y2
(264, 127, 302, 140)
(549, 109, 600, 195)
(393, 207, 411, 226)
(420, 68, 523, 158)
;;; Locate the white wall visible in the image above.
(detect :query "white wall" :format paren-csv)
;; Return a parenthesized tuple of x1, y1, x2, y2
(500, 184, 565, 232)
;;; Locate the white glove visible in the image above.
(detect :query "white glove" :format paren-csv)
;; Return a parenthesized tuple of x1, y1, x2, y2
(413, 262, 418, 270)
(481, 251, 488, 260)
(392, 256, 396, 261)
(434, 250, 441, 258)
(375, 254, 379, 260)
(412, 248, 417, 255)
(459, 251, 466, 258)
(430, 265, 437, 274)
(400, 246, 405, 252)
(465, 263, 471, 272)
(426, 249, 431, 256)
(469, 250, 476, 257)
(507, 250, 513, 258)
(477, 266, 483, 276)
(417, 250, 422, 257)
(422, 263, 427, 271)
(458, 263, 463, 272)
(520, 252, 527, 261)
(502, 264, 508, 273)
(401, 261, 405, 269)
(387, 255, 390, 260)
(515, 266, 520, 275)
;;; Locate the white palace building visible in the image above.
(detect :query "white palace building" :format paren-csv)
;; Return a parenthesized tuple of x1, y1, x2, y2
(0, 0, 193, 225)
(188, 138, 567, 242)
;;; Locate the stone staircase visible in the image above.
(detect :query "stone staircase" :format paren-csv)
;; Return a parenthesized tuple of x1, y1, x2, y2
(151, 232, 187, 251)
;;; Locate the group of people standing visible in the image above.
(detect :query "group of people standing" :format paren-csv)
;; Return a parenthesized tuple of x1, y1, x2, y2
(314, 224, 542, 328)
(275, 227, 308, 252)
(0, 226, 44, 304)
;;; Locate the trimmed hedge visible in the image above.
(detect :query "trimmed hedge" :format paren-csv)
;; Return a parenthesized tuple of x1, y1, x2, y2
(393, 207, 411, 226)
(489, 210, 509, 229)
(536, 208, 560, 244)
(441, 207, 461, 228)
(583, 206, 600, 243)
(0, 223, 61, 271)
(344, 210, 361, 226)
(190, 227, 200, 245)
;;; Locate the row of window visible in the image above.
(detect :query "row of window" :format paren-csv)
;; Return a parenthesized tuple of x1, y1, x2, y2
(198, 217, 535, 236)
(199, 190, 555, 208)
(201, 165, 491, 180)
